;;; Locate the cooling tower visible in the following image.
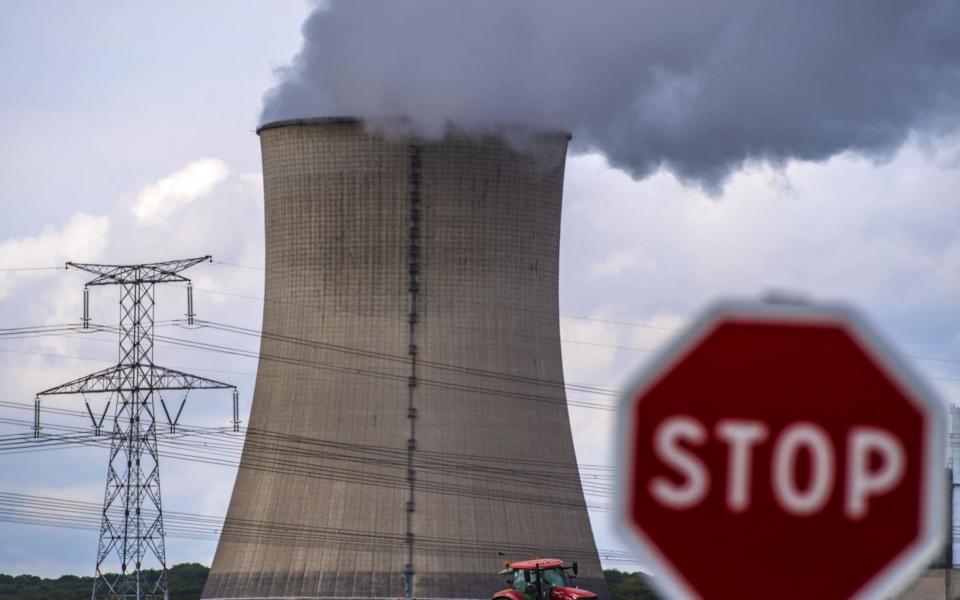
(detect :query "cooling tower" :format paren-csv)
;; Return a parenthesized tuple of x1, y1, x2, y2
(202, 118, 609, 600)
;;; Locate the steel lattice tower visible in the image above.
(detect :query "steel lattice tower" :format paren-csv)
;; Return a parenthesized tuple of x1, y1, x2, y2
(35, 257, 239, 600)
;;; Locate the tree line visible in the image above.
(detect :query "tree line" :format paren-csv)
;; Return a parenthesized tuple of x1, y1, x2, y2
(0, 564, 659, 600)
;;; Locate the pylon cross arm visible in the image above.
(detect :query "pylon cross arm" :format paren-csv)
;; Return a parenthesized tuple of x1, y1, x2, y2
(37, 365, 125, 396)
(37, 364, 234, 396)
(146, 364, 235, 391)
(67, 255, 211, 286)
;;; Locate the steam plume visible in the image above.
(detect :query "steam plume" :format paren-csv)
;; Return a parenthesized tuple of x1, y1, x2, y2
(262, 0, 960, 188)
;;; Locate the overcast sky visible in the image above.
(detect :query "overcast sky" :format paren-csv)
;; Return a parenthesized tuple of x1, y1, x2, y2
(1, 0, 959, 581)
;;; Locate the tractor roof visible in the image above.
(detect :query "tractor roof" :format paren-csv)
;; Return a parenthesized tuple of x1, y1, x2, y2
(509, 558, 564, 570)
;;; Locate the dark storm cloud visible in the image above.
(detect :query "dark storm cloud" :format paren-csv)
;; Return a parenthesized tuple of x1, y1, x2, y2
(262, 0, 960, 188)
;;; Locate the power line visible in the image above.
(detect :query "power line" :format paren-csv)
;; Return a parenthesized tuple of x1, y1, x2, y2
(2, 431, 614, 512)
(0, 405, 618, 510)
(0, 266, 66, 272)
(4, 318, 958, 419)
(192, 264, 960, 370)
(0, 402, 617, 480)
(193, 319, 622, 395)
(5, 276, 960, 371)
(209, 260, 266, 272)
(7, 260, 960, 368)
(73, 323, 619, 412)
(0, 491, 638, 564)
(0, 323, 955, 431)
(0, 318, 625, 395)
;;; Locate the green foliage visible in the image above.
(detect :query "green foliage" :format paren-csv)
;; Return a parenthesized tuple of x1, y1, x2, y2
(604, 569, 662, 600)
(167, 563, 209, 599)
(0, 563, 210, 600)
(2, 565, 657, 600)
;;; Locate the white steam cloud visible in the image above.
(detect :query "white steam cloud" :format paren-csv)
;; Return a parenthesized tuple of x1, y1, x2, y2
(262, 0, 960, 188)
(132, 158, 230, 224)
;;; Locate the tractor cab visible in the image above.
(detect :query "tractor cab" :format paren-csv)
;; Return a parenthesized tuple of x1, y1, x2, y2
(493, 558, 597, 600)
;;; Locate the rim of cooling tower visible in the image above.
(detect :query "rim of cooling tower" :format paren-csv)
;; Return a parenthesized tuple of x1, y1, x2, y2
(256, 116, 360, 134)
(255, 116, 572, 140)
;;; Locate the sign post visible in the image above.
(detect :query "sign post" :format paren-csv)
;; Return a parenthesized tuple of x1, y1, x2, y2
(616, 300, 945, 600)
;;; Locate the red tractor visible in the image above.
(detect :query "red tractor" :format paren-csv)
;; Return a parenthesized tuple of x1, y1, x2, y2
(493, 558, 598, 600)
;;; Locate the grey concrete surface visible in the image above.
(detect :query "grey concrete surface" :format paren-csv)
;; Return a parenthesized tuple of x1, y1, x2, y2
(201, 119, 608, 599)
(898, 569, 960, 600)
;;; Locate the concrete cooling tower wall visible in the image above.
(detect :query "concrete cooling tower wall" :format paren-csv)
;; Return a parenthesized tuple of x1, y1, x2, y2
(202, 118, 609, 600)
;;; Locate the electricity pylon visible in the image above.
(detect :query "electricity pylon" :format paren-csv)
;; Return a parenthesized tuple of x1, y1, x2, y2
(35, 257, 240, 600)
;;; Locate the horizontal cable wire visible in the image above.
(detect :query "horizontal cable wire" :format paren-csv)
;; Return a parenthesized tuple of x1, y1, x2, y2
(0, 491, 635, 562)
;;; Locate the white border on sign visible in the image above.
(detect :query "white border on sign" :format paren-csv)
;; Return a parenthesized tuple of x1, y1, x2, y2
(613, 299, 946, 600)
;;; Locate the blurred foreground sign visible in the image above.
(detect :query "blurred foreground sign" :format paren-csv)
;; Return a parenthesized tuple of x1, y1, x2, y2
(616, 300, 945, 600)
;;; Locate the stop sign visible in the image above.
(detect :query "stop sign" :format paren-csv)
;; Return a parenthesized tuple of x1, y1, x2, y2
(616, 300, 945, 600)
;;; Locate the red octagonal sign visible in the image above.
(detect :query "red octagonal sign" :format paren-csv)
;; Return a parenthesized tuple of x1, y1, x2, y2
(616, 300, 945, 600)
